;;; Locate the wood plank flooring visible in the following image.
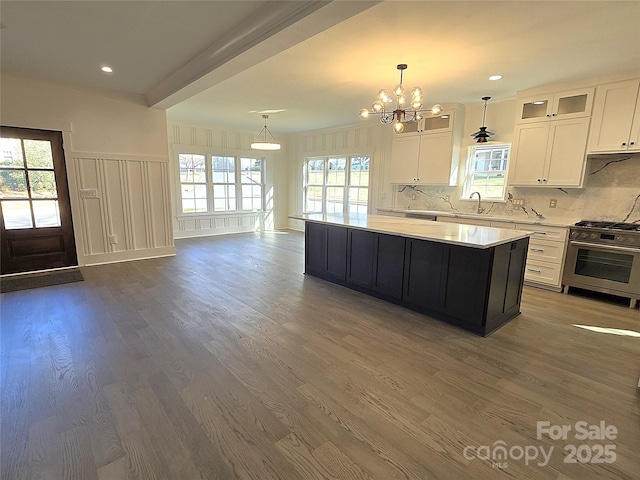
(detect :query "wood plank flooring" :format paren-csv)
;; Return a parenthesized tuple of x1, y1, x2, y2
(1, 231, 639, 480)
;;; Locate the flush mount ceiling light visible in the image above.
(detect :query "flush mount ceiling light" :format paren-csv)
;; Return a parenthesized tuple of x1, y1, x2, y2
(471, 96, 495, 143)
(251, 114, 281, 150)
(359, 64, 443, 134)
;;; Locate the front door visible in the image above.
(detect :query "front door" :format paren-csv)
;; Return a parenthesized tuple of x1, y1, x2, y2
(0, 126, 77, 274)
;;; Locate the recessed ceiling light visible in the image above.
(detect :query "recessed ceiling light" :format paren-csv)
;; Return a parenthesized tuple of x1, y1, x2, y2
(101, 66, 113, 73)
(488, 75, 502, 81)
(533, 101, 545, 105)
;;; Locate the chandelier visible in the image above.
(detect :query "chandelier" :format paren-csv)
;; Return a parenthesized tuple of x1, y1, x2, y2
(251, 114, 281, 150)
(359, 64, 443, 134)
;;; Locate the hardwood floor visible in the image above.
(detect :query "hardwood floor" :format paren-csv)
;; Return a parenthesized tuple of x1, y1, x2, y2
(1, 230, 638, 480)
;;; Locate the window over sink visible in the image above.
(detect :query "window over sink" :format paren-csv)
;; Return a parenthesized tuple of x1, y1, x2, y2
(462, 144, 510, 201)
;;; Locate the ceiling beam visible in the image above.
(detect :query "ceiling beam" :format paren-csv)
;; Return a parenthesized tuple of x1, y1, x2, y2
(146, 0, 380, 109)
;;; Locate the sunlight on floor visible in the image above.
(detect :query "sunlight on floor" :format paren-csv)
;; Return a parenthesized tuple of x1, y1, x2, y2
(573, 324, 640, 337)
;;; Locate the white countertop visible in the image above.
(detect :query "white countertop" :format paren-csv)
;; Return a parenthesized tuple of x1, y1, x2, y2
(377, 208, 578, 228)
(291, 214, 530, 249)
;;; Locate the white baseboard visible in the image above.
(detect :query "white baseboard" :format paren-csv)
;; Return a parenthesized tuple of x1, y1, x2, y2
(81, 246, 176, 266)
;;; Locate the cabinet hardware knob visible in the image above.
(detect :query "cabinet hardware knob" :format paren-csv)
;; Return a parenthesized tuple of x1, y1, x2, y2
(622, 142, 627, 146)
(631, 142, 636, 146)
(527, 268, 542, 274)
(531, 248, 544, 252)
(552, 113, 556, 116)
(537, 178, 541, 182)
(533, 231, 547, 235)
(546, 114, 550, 117)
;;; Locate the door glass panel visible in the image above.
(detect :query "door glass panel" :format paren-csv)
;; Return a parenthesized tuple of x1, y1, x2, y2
(2, 200, 33, 229)
(33, 200, 61, 228)
(0, 136, 63, 230)
(0, 138, 25, 167)
(0, 170, 29, 198)
(23, 140, 54, 169)
(574, 248, 632, 283)
(521, 100, 548, 119)
(557, 94, 587, 116)
(29, 171, 58, 198)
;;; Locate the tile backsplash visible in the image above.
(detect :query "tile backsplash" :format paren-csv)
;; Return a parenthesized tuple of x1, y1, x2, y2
(395, 153, 640, 223)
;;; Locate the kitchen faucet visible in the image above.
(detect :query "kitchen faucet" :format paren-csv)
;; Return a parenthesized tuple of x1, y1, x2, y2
(470, 191, 484, 214)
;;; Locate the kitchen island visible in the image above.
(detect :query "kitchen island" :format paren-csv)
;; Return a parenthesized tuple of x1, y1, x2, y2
(291, 214, 531, 336)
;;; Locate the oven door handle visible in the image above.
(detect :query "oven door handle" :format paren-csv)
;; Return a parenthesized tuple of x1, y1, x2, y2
(569, 241, 640, 254)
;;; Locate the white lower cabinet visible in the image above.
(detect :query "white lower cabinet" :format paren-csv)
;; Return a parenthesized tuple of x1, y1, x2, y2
(523, 260, 563, 286)
(515, 224, 568, 291)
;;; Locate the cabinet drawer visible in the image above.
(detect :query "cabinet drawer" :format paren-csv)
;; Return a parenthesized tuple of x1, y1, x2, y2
(516, 224, 568, 242)
(524, 260, 562, 286)
(527, 238, 565, 264)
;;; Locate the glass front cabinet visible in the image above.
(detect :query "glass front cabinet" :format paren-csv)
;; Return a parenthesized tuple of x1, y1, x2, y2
(516, 87, 594, 124)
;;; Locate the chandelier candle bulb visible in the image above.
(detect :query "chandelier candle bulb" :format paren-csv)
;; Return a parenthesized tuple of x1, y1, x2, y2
(359, 64, 444, 133)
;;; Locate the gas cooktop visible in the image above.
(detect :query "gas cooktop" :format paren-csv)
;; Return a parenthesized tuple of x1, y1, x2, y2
(574, 220, 640, 232)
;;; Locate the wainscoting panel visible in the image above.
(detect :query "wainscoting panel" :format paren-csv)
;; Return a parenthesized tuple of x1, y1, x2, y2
(70, 152, 175, 266)
(174, 213, 265, 239)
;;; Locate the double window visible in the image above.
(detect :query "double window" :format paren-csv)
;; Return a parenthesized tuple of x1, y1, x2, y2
(303, 155, 370, 214)
(462, 144, 510, 201)
(179, 153, 264, 214)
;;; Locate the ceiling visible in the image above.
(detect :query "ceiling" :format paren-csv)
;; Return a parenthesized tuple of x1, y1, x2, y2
(2, 1, 639, 134)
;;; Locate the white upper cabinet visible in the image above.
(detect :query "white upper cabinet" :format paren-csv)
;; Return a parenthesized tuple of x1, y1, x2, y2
(515, 87, 594, 124)
(509, 117, 590, 187)
(588, 78, 640, 153)
(390, 108, 462, 185)
(509, 85, 594, 188)
(390, 134, 421, 183)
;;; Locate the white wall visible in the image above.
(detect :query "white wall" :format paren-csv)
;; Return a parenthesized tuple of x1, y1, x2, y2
(0, 74, 174, 266)
(166, 120, 289, 238)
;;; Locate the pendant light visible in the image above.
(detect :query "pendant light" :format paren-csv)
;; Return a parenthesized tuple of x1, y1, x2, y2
(251, 114, 281, 150)
(471, 96, 494, 143)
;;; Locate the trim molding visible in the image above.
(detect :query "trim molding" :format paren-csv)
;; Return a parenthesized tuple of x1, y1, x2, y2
(83, 246, 176, 267)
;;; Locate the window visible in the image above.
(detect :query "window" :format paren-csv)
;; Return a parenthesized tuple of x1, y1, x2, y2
(179, 154, 207, 213)
(240, 157, 263, 211)
(462, 144, 510, 200)
(303, 155, 370, 214)
(212, 156, 236, 211)
(178, 153, 264, 214)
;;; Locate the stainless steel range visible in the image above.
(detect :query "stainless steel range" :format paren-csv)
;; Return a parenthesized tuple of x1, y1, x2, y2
(563, 221, 640, 308)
